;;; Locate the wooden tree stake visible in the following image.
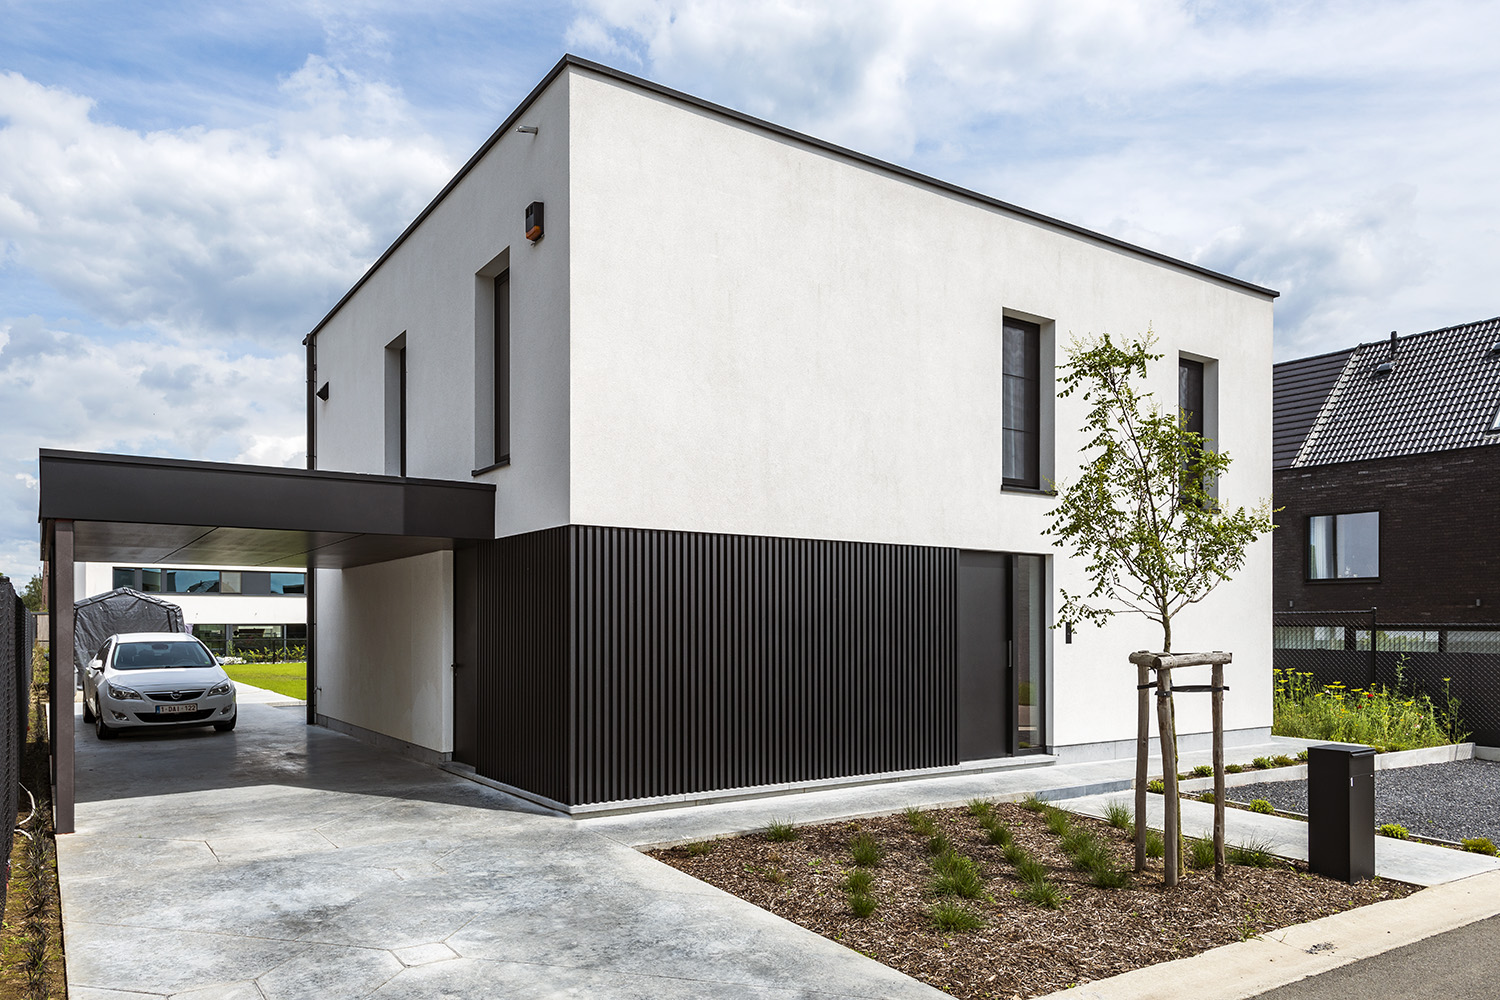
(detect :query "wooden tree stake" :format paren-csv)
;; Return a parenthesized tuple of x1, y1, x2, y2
(1157, 665, 1178, 887)
(1213, 661, 1226, 880)
(1135, 659, 1149, 873)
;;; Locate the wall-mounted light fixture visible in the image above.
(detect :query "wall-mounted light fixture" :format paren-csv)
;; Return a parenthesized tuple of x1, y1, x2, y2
(316, 382, 330, 401)
(525, 201, 544, 242)
(515, 125, 539, 135)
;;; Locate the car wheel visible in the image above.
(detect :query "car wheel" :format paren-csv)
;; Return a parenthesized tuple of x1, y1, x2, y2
(214, 715, 237, 732)
(82, 696, 95, 725)
(95, 713, 116, 740)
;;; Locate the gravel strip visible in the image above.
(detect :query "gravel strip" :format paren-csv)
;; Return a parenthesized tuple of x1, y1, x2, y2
(1230, 759, 1500, 843)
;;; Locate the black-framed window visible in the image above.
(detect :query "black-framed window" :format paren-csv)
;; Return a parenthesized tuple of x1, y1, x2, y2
(1002, 318, 1041, 488)
(1308, 512, 1379, 580)
(111, 567, 304, 596)
(1179, 357, 1204, 437)
(493, 271, 511, 466)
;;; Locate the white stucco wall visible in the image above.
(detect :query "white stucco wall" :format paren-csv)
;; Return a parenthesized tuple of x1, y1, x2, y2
(564, 69, 1276, 751)
(76, 562, 305, 629)
(310, 79, 572, 540)
(314, 552, 453, 753)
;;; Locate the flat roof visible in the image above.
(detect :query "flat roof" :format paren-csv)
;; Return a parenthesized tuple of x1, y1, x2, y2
(304, 54, 1277, 345)
(39, 450, 495, 568)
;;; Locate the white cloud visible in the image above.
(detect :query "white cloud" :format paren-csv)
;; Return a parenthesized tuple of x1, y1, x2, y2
(0, 314, 304, 580)
(0, 61, 453, 347)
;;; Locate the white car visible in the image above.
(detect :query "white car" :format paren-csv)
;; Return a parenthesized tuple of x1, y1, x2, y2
(83, 632, 237, 739)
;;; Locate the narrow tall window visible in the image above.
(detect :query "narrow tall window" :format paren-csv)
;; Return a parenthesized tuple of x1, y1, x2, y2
(493, 271, 510, 466)
(1178, 358, 1205, 437)
(384, 334, 407, 476)
(1002, 318, 1041, 488)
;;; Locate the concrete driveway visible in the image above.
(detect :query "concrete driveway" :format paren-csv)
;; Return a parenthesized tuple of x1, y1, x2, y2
(59, 698, 945, 999)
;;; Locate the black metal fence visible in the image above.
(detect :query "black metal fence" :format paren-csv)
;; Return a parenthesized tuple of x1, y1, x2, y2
(1273, 610, 1500, 746)
(0, 579, 29, 904)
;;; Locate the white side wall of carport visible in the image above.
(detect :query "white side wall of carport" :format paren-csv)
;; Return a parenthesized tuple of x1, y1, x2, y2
(564, 70, 1276, 754)
(314, 552, 453, 754)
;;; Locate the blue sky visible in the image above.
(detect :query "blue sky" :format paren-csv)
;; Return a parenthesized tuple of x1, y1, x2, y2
(2, 0, 1499, 582)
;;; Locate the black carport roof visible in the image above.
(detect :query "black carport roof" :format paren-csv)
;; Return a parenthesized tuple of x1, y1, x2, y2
(39, 449, 495, 567)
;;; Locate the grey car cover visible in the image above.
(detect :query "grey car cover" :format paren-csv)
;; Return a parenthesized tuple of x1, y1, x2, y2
(73, 588, 188, 679)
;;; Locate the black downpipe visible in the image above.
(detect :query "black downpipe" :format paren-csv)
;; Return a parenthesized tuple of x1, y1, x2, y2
(305, 335, 317, 725)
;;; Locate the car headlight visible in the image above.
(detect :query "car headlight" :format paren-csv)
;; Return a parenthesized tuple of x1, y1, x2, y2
(106, 683, 143, 701)
(206, 681, 234, 698)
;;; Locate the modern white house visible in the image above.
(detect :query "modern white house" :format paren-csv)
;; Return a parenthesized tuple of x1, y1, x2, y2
(74, 562, 306, 657)
(295, 55, 1278, 809)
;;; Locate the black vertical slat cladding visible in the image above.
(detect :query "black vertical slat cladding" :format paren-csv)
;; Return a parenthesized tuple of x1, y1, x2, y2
(569, 524, 957, 804)
(475, 527, 570, 804)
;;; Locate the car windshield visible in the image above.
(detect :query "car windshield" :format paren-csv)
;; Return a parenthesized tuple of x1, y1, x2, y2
(112, 641, 216, 670)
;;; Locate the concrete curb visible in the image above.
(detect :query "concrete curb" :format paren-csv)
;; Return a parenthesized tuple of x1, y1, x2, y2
(1177, 742, 1476, 793)
(1034, 869, 1500, 1000)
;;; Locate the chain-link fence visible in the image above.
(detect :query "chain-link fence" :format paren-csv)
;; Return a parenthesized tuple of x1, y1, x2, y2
(1274, 609, 1500, 746)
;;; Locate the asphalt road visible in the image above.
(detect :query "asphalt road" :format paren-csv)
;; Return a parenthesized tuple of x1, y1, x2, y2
(1249, 914, 1500, 1000)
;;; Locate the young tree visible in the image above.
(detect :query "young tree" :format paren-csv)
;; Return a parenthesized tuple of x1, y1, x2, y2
(1045, 332, 1274, 652)
(1045, 331, 1275, 883)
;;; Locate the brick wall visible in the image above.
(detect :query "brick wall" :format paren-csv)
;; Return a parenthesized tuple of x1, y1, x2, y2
(1273, 445, 1500, 622)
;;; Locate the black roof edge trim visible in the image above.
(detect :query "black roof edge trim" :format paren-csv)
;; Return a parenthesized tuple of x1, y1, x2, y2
(38, 449, 496, 493)
(1274, 346, 1357, 368)
(302, 53, 1279, 345)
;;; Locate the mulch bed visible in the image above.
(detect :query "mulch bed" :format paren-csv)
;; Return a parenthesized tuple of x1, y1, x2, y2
(651, 802, 1413, 999)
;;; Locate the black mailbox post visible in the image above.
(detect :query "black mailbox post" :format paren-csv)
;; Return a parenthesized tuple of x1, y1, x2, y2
(1307, 742, 1376, 883)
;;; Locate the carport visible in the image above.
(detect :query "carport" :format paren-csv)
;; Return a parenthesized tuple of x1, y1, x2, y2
(37, 448, 495, 833)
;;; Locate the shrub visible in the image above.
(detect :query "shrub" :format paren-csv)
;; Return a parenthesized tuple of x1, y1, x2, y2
(1043, 808, 1071, 836)
(1252, 756, 1274, 770)
(967, 798, 994, 819)
(1189, 837, 1216, 870)
(931, 853, 985, 899)
(1147, 779, 1165, 794)
(1145, 829, 1165, 859)
(1378, 823, 1410, 840)
(844, 869, 874, 894)
(1247, 799, 1275, 814)
(904, 807, 938, 836)
(849, 892, 878, 918)
(1462, 837, 1498, 857)
(1272, 665, 1469, 750)
(850, 833, 883, 868)
(1193, 764, 1213, 777)
(1228, 838, 1280, 868)
(1013, 856, 1048, 884)
(765, 819, 799, 842)
(1104, 801, 1133, 830)
(1225, 763, 1244, 774)
(929, 900, 984, 931)
(1019, 878, 1063, 909)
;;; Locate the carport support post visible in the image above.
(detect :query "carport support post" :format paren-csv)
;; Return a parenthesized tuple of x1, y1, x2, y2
(48, 520, 75, 835)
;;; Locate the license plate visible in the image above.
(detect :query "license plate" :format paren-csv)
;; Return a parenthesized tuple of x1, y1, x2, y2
(155, 703, 199, 714)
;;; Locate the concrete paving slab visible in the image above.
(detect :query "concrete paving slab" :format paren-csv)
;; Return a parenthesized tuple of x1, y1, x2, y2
(1052, 790, 1500, 886)
(59, 703, 948, 998)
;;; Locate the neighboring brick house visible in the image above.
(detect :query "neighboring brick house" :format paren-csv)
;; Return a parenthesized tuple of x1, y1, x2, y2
(1273, 317, 1500, 622)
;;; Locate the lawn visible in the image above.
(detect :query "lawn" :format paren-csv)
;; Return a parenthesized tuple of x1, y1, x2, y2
(222, 661, 306, 700)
